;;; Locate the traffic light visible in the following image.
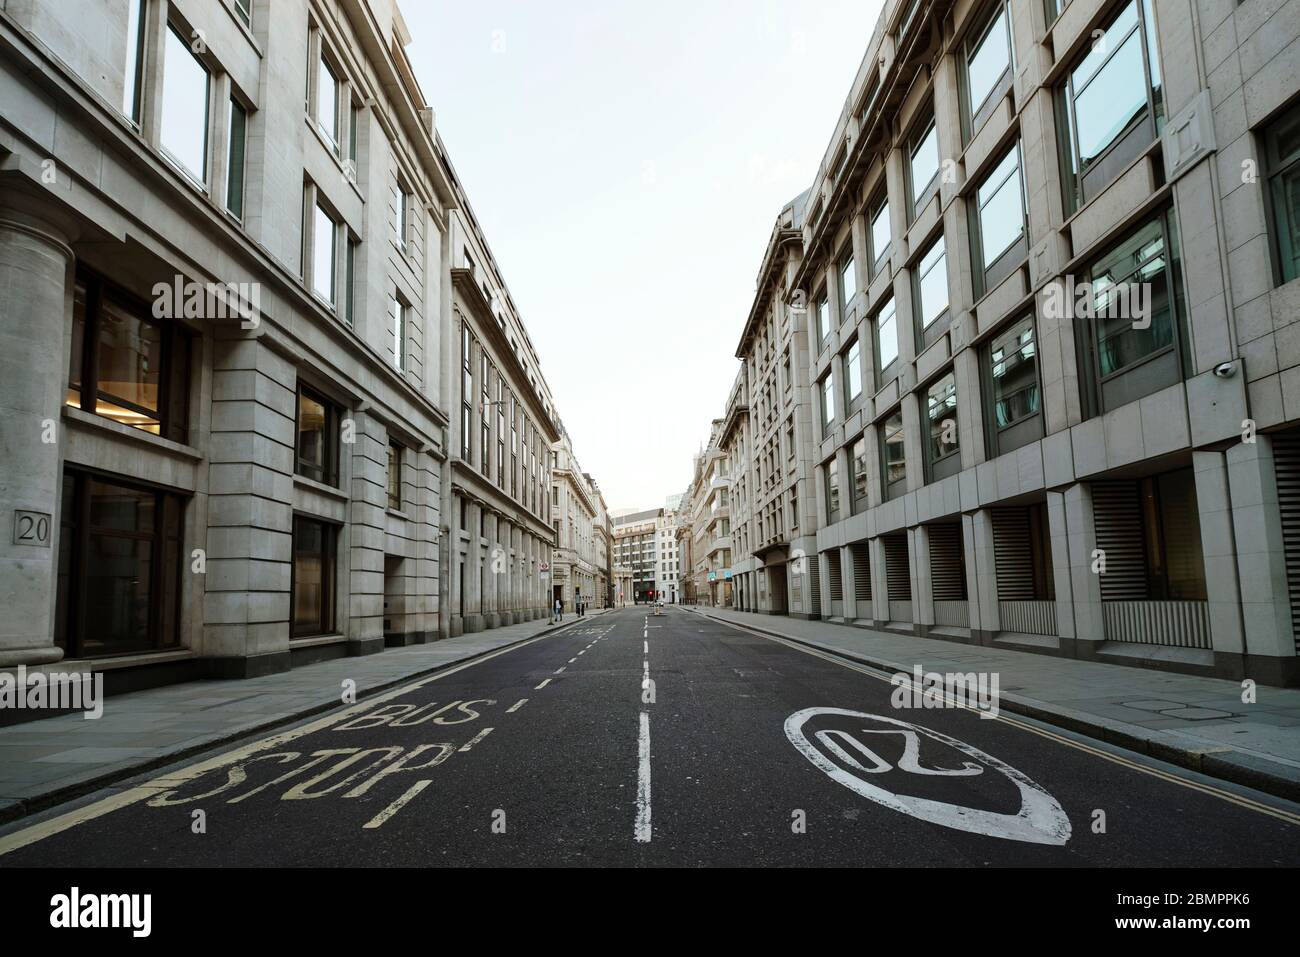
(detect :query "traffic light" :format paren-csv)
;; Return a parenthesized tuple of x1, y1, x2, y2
(647, 590, 655, 601)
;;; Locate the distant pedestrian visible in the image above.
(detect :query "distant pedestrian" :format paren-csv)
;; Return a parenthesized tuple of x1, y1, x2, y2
(554, 597, 562, 622)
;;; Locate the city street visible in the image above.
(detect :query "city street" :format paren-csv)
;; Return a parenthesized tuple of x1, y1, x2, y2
(2, 607, 1296, 868)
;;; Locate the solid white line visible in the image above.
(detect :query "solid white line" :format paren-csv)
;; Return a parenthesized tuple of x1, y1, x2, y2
(535, 678, 552, 690)
(458, 727, 494, 752)
(363, 779, 431, 829)
(506, 699, 528, 713)
(635, 711, 652, 843)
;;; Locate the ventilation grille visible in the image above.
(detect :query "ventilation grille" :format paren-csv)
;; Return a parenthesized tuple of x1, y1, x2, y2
(928, 523, 967, 601)
(884, 534, 911, 602)
(1091, 481, 1148, 601)
(1274, 430, 1300, 653)
(851, 544, 872, 602)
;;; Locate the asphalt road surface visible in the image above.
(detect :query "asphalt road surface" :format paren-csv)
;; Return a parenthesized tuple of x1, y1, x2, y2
(2, 607, 1298, 867)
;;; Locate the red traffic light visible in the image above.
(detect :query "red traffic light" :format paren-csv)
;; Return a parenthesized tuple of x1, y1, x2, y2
(647, 590, 655, 600)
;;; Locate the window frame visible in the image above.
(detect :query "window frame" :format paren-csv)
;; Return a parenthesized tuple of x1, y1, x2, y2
(874, 295, 900, 389)
(159, 23, 212, 188)
(961, 0, 1015, 142)
(868, 190, 892, 277)
(969, 139, 1028, 296)
(290, 514, 339, 639)
(295, 381, 340, 487)
(923, 369, 961, 483)
(907, 110, 942, 218)
(1264, 100, 1300, 286)
(387, 440, 404, 511)
(912, 231, 952, 352)
(981, 313, 1044, 458)
(878, 407, 907, 502)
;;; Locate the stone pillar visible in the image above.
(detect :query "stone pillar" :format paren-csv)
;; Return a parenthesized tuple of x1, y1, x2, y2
(1223, 440, 1297, 683)
(349, 411, 386, 654)
(1058, 482, 1103, 652)
(0, 206, 73, 666)
(870, 536, 889, 622)
(912, 525, 934, 629)
(840, 545, 857, 620)
(464, 500, 483, 633)
(966, 509, 999, 640)
(205, 336, 295, 675)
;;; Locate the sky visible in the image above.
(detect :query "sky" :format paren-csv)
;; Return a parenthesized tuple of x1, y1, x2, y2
(403, 0, 885, 512)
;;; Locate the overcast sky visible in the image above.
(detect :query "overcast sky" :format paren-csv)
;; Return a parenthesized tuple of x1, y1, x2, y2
(403, 0, 884, 512)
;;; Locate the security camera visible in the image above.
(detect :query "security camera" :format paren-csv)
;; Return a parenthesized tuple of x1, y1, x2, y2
(1213, 362, 1236, 379)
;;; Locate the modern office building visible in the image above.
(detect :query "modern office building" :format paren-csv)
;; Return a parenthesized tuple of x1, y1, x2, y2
(613, 507, 662, 603)
(690, 0, 1300, 686)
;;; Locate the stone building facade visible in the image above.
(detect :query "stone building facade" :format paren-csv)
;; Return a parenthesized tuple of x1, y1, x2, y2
(693, 0, 1300, 686)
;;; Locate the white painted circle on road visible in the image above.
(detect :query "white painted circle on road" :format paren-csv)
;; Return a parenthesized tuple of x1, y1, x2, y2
(784, 707, 1071, 845)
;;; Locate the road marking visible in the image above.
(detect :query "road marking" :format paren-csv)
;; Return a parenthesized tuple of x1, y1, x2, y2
(506, 699, 528, 713)
(578, 650, 586, 656)
(535, 678, 552, 690)
(0, 627, 575, 857)
(643, 640, 648, 653)
(458, 727, 494, 752)
(554, 666, 566, 674)
(568, 657, 576, 663)
(362, 779, 431, 829)
(711, 615, 1300, 828)
(635, 711, 651, 843)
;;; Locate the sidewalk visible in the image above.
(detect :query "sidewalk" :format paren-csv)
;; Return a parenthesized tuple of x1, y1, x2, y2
(685, 606, 1300, 803)
(0, 610, 611, 824)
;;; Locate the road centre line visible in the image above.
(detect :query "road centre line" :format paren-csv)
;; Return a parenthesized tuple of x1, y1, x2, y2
(458, 728, 494, 753)
(635, 711, 651, 843)
(363, 780, 431, 830)
(535, 678, 552, 690)
(506, 699, 528, 713)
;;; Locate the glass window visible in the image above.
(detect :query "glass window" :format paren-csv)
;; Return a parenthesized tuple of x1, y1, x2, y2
(876, 297, 899, 371)
(317, 54, 339, 148)
(312, 203, 336, 304)
(926, 372, 959, 464)
(966, 2, 1012, 119)
(344, 239, 357, 325)
(122, 0, 147, 123)
(1059, 0, 1163, 207)
(66, 274, 190, 441)
(821, 374, 835, 432)
(226, 99, 247, 220)
(1139, 469, 1206, 601)
(826, 458, 840, 520)
(881, 410, 906, 496)
(233, 0, 252, 27)
(989, 315, 1040, 430)
(296, 384, 338, 486)
(817, 292, 830, 343)
(293, 516, 337, 638)
(870, 195, 891, 268)
(390, 295, 405, 371)
(161, 26, 211, 184)
(851, 437, 868, 509)
(915, 235, 949, 329)
(387, 441, 403, 510)
(1265, 102, 1300, 285)
(396, 187, 410, 248)
(1088, 215, 1175, 377)
(976, 144, 1025, 270)
(839, 250, 857, 313)
(846, 340, 862, 404)
(348, 101, 360, 165)
(54, 472, 184, 657)
(910, 118, 940, 204)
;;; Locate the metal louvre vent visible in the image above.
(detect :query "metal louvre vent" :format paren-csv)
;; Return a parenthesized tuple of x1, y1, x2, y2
(927, 523, 967, 601)
(1273, 430, 1300, 653)
(826, 551, 844, 601)
(851, 544, 872, 602)
(992, 508, 1035, 601)
(884, 533, 911, 602)
(1091, 481, 1148, 601)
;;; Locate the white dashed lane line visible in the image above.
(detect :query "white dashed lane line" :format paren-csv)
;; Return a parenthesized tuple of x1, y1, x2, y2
(458, 727, 494, 753)
(506, 699, 528, 713)
(535, 678, 552, 690)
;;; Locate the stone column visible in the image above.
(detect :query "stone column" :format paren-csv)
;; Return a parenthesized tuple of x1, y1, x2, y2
(1058, 482, 1103, 653)
(912, 525, 934, 629)
(966, 509, 999, 641)
(348, 411, 386, 654)
(0, 205, 74, 666)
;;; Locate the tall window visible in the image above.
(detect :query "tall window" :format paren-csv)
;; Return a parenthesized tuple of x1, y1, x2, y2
(869, 193, 891, 274)
(344, 239, 357, 326)
(387, 441, 403, 510)
(226, 99, 247, 219)
(909, 115, 940, 213)
(480, 356, 491, 476)
(851, 436, 869, 513)
(839, 249, 857, 316)
(845, 340, 863, 406)
(66, 272, 191, 442)
(1265, 102, 1300, 285)
(925, 371, 960, 481)
(880, 409, 906, 501)
(292, 516, 337, 638)
(972, 142, 1026, 291)
(816, 290, 830, 344)
(821, 373, 835, 435)
(461, 326, 473, 462)
(1137, 469, 1207, 600)
(312, 202, 337, 305)
(122, 0, 147, 123)
(317, 54, 340, 151)
(825, 457, 840, 522)
(913, 235, 949, 335)
(296, 383, 339, 486)
(233, 0, 252, 28)
(390, 294, 406, 371)
(1058, 0, 1163, 209)
(985, 315, 1041, 456)
(396, 185, 411, 248)
(1080, 209, 1184, 413)
(964, 0, 1013, 135)
(875, 296, 899, 380)
(161, 26, 210, 185)
(55, 472, 184, 657)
